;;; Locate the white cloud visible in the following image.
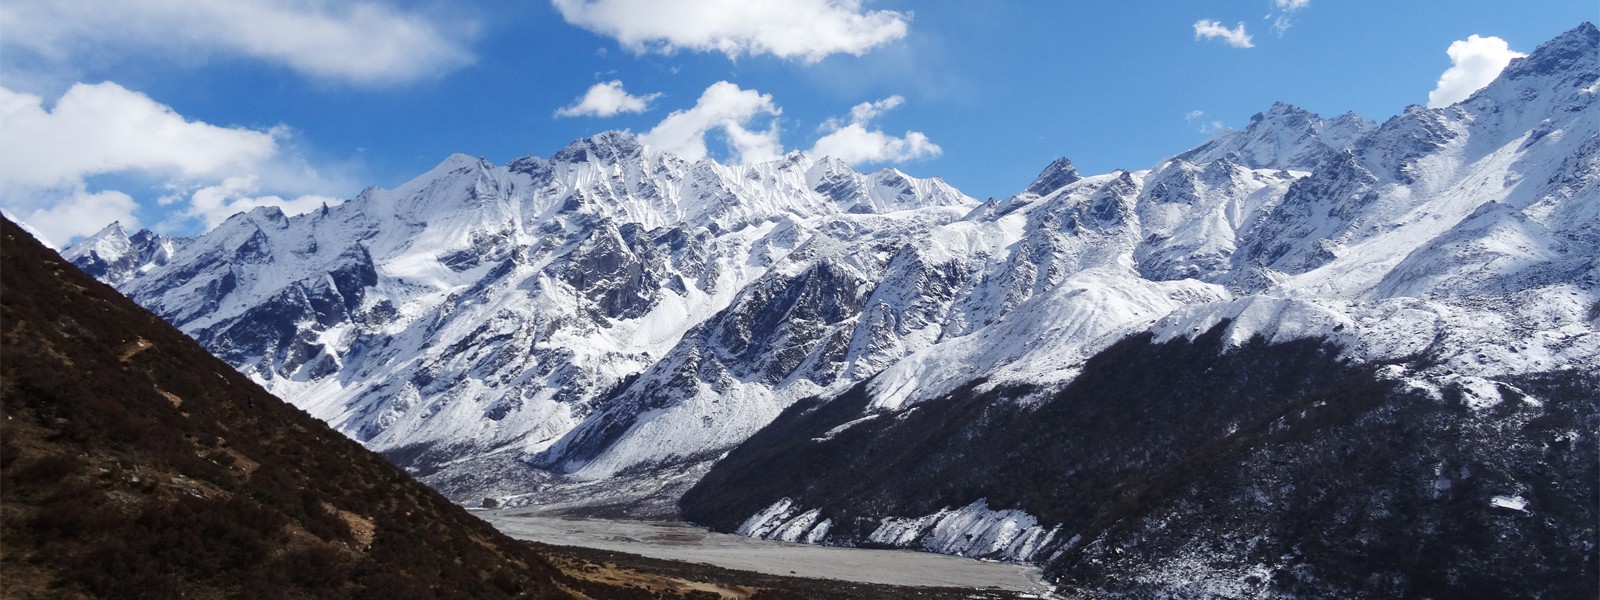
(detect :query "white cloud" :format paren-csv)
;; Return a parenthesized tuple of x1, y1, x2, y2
(179, 176, 340, 230)
(1268, 0, 1310, 36)
(0, 82, 350, 246)
(551, 0, 908, 63)
(555, 80, 662, 118)
(1194, 20, 1255, 49)
(1185, 110, 1226, 134)
(640, 81, 783, 164)
(0, 0, 474, 86)
(810, 95, 941, 166)
(636, 86, 939, 168)
(14, 187, 141, 247)
(1426, 35, 1526, 108)
(811, 127, 939, 166)
(0, 83, 277, 190)
(841, 96, 904, 128)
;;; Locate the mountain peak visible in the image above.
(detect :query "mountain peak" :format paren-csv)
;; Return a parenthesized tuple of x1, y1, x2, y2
(1174, 102, 1360, 171)
(552, 130, 645, 164)
(1023, 157, 1081, 196)
(61, 221, 132, 265)
(1248, 102, 1317, 128)
(89, 220, 129, 239)
(1498, 21, 1599, 82)
(1450, 21, 1598, 131)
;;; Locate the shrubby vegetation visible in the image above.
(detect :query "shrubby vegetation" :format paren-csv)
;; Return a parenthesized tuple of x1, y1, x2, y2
(0, 218, 578, 599)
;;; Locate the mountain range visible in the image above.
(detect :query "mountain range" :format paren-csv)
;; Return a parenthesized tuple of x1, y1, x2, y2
(65, 22, 1599, 598)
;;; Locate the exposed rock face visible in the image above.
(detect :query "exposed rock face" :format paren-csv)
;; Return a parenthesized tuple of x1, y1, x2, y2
(679, 23, 1600, 599)
(64, 22, 1600, 599)
(66, 134, 979, 489)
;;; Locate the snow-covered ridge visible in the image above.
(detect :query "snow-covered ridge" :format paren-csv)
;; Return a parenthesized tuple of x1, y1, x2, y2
(67, 131, 981, 491)
(62, 221, 188, 285)
(68, 23, 1600, 549)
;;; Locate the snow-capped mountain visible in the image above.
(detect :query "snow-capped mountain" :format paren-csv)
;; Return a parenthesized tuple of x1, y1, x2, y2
(63, 222, 189, 285)
(70, 129, 978, 489)
(680, 23, 1599, 599)
(70, 22, 1598, 599)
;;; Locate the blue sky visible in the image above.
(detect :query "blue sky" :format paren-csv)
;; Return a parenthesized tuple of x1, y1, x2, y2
(0, 0, 1592, 246)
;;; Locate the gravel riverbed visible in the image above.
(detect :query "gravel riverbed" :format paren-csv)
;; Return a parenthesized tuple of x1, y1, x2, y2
(478, 508, 1054, 594)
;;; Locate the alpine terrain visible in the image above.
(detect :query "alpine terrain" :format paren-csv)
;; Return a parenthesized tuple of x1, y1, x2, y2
(66, 23, 1599, 598)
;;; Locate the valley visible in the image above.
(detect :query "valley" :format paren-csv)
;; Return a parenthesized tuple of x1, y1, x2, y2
(39, 20, 1600, 599)
(481, 508, 1053, 594)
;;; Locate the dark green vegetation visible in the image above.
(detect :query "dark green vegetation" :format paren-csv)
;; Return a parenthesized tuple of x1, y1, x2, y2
(684, 325, 1598, 598)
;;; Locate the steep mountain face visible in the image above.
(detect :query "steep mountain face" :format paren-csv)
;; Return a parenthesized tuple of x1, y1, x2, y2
(68, 22, 1599, 597)
(61, 221, 188, 285)
(677, 22, 1600, 598)
(684, 325, 1596, 598)
(69, 131, 978, 494)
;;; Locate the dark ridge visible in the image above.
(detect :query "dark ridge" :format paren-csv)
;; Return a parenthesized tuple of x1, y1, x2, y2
(684, 323, 1598, 599)
(0, 217, 584, 599)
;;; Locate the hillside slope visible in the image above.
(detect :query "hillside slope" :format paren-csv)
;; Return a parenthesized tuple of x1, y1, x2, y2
(684, 326, 1597, 598)
(2, 217, 592, 597)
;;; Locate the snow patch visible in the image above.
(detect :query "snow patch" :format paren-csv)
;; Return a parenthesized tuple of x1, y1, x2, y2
(1490, 495, 1529, 512)
(737, 498, 834, 544)
(868, 499, 1061, 563)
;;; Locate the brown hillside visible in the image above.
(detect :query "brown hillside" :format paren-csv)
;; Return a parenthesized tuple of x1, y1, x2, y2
(0, 217, 584, 599)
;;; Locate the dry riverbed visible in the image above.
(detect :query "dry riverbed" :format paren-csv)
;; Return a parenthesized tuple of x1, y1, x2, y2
(478, 508, 1057, 596)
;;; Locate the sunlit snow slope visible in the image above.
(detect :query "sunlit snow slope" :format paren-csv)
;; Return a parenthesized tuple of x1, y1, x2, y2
(71, 23, 1598, 530)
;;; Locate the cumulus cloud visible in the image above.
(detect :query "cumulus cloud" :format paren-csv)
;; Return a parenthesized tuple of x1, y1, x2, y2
(839, 95, 903, 127)
(1426, 35, 1526, 108)
(176, 176, 341, 230)
(635, 85, 940, 168)
(1194, 20, 1254, 49)
(810, 96, 940, 166)
(0, 82, 349, 245)
(0, 0, 474, 86)
(551, 0, 908, 63)
(0, 83, 277, 190)
(555, 80, 662, 118)
(12, 187, 141, 248)
(640, 81, 783, 164)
